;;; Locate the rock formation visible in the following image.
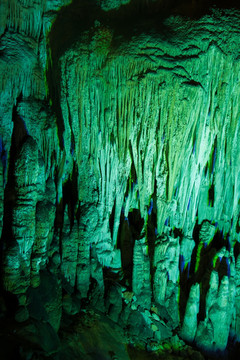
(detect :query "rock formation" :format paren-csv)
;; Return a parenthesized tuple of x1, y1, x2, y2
(1, 0, 240, 358)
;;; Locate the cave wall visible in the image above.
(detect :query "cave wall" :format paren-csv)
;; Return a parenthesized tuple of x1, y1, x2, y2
(1, 0, 240, 357)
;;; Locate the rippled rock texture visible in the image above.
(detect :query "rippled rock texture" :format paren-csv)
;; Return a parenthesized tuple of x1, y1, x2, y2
(1, 1, 240, 358)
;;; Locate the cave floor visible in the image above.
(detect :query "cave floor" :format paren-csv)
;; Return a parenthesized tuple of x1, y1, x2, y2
(0, 307, 234, 360)
(58, 309, 205, 360)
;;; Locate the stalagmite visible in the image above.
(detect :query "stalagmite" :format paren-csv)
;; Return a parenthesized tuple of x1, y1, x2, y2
(132, 237, 151, 309)
(61, 209, 79, 289)
(31, 198, 56, 287)
(153, 234, 180, 325)
(181, 283, 200, 343)
(4, 137, 39, 298)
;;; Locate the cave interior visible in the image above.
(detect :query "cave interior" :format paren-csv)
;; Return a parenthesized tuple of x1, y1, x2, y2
(1, 0, 240, 359)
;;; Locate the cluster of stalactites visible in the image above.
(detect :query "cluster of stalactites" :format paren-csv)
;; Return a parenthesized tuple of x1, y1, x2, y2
(59, 27, 240, 246)
(0, 0, 72, 38)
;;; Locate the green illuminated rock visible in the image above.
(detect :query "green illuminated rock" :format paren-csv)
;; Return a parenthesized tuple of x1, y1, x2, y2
(132, 237, 151, 309)
(0, 160, 3, 239)
(101, 0, 130, 11)
(2, 1, 240, 357)
(4, 136, 39, 297)
(181, 283, 200, 343)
